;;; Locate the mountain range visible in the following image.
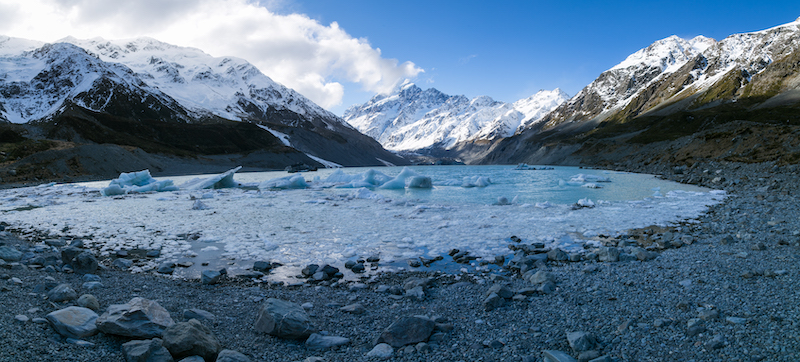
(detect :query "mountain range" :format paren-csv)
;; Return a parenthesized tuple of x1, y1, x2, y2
(343, 81, 569, 151)
(0, 35, 405, 182)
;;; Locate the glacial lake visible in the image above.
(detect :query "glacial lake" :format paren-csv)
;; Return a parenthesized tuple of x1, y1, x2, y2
(0, 165, 725, 280)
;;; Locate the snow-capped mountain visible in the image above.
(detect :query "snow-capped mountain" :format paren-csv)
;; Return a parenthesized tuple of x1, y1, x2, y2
(0, 35, 405, 167)
(484, 17, 800, 166)
(344, 81, 568, 151)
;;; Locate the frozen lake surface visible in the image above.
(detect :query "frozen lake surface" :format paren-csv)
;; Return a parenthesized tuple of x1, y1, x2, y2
(0, 165, 725, 279)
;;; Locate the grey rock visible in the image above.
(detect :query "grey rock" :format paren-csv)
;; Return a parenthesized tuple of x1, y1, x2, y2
(254, 298, 316, 339)
(587, 356, 612, 362)
(486, 283, 514, 299)
(547, 248, 568, 261)
(301, 264, 319, 277)
(0, 246, 22, 262)
(48, 283, 78, 302)
(183, 309, 215, 323)
(252, 261, 272, 272)
(14, 314, 29, 323)
(618, 253, 638, 262)
(177, 357, 204, 362)
(157, 262, 176, 274)
(350, 263, 365, 273)
(686, 318, 706, 336)
(726, 316, 747, 324)
(698, 308, 719, 321)
(146, 250, 161, 258)
(566, 331, 596, 353)
(578, 350, 602, 361)
(376, 316, 435, 347)
(366, 343, 393, 358)
(61, 246, 83, 265)
(113, 258, 134, 269)
(162, 319, 222, 362)
(82, 281, 104, 290)
(66, 338, 95, 348)
(405, 286, 425, 301)
(77, 294, 100, 311)
(705, 335, 725, 350)
(538, 281, 556, 294)
(597, 247, 620, 262)
(121, 338, 174, 362)
(46, 306, 99, 339)
(340, 303, 365, 314)
(215, 349, 252, 362)
(630, 247, 657, 261)
(415, 342, 431, 352)
(96, 297, 175, 338)
(542, 350, 578, 362)
(201, 270, 223, 285)
(483, 292, 504, 311)
(72, 251, 99, 275)
(82, 274, 101, 282)
(305, 333, 350, 350)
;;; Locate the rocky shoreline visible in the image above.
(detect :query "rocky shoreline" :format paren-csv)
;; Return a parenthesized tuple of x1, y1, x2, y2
(0, 161, 799, 362)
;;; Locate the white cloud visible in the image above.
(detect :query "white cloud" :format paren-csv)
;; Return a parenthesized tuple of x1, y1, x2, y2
(0, 0, 422, 108)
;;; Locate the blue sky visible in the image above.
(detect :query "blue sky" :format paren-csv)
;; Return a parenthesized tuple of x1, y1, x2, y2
(282, 0, 800, 115)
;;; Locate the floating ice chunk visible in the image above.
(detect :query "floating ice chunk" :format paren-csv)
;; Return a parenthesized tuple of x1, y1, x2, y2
(570, 174, 611, 183)
(535, 201, 554, 209)
(493, 197, 511, 205)
(379, 167, 432, 189)
(582, 183, 602, 189)
(259, 174, 308, 190)
(325, 169, 392, 188)
(436, 179, 463, 187)
(462, 176, 491, 188)
(179, 166, 242, 190)
(352, 188, 384, 200)
(101, 170, 178, 196)
(576, 198, 595, 208)
(192, 200, 210, 210)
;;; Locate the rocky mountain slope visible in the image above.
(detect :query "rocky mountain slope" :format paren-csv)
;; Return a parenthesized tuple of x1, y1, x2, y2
(0, 35, 405, 183)
(343, 81, 568, 151)
(477, 17, 800, 168)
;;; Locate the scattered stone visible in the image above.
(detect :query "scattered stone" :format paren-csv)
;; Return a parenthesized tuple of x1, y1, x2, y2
(301, 264, 319, 277)
(698, 308, 719, 321)
(483, 292, 504, 311)
(407, 259, 421, 268)
(113, 258, 134, 269)
(96, 297, 175, 339)
(750, 242, 767, 250)
(367, 343, 393, 358)
(121, 338, 173, 362)
(46, 306, 99, 339)
(405, 286, 425, 301)
(578, 350, 602, 361)
(705, 335, 726, 350)
(66, 338, 95, 348)
(71, 252, 99, 275)
(162, 318, 222, 362)
(14, 314, 29, 323)
(216, 349, 252, 362)
(726, 316, 747, 324)
(376, 316, 434, 347)
(340, 303, 365, 314)
(183, 309, 215, 323)
(547, 248, 568, 261)
(201, 270, 223, 285)
(254, 298, 316, 339)
(157, 262, 176, 274)
(82, 282, 104, 291)
(487, 283, 515, 299)
(597, 247, 620, 262)
(653, 318, 671, 328)
(77, 294, 100, 311)
(146, 250, 161, 258)
(350, 263, 365, 273)
(0, 246, 23, 262)
(566, 331, 596, 353)
(305, 333, 350, 350)
(525, 270, 555, 284)
(48, 284, 78, 302)
(177, 261, 193, 268)
(542, 350, 578, 362)
(253, 261, 272, 272)
(686, 318, 706, 336)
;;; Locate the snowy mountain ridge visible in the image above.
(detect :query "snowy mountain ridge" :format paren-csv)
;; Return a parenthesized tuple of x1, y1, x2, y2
(344, 81, 569, 151)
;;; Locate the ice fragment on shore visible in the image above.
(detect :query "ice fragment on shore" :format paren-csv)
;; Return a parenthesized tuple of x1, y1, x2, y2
(325, 169, 392, 188)
(101, 170, 178, 196)
(259, 174, 308, 189)
(462, 176, 491, 188)
(179, 166, 242, 190)
(380, 167, 432, 189)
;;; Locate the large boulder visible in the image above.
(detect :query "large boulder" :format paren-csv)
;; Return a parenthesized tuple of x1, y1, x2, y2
(121, 338, 174, 362)
(254, 298, 315, 339)
(0, 246, 23, 262)
(48, 284, 78, 302)
(72, 251, 99, 275)
(46, 306, 99, 339)
(162, 319, 221, 362)
(376, 316, 435, 347)
(96, 297, 175, 338)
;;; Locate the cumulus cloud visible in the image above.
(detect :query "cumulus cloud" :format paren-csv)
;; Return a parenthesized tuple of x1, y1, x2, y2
(0, 0, 422, 108)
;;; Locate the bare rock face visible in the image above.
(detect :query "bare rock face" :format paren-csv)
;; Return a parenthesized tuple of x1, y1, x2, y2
(96, 297, 175, 338)
(376, 316, 435, 347)
(162, 319, 222, 362)
(254, 298, 315, 340)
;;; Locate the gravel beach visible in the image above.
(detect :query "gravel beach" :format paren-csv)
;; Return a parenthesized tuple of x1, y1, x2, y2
(0, 161, 798, 362)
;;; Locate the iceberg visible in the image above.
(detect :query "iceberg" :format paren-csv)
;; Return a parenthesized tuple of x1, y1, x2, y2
(101, 170, 178, 196)
(461, 176, 491, 188)
(259, 174, 308, 190)
(570, 174, 611, 183)
(325, 169, 393, 188)
(179, 166, 242, 190)
(379, 167, 433, 189)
